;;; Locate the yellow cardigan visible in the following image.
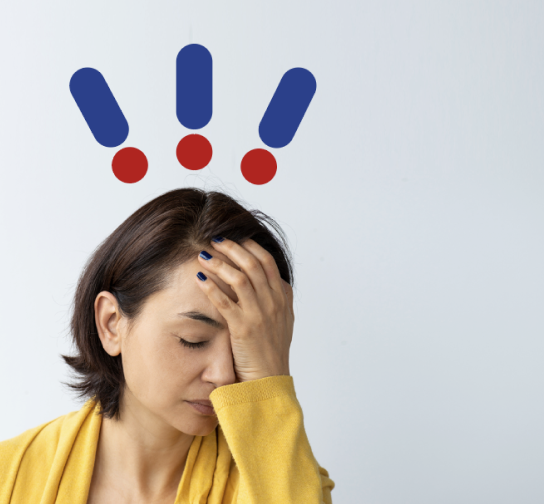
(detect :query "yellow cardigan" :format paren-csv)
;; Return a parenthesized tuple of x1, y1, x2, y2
(0, 375, 335, 503)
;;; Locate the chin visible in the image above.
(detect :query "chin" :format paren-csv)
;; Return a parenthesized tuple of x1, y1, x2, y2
(177, 418, 219, 437)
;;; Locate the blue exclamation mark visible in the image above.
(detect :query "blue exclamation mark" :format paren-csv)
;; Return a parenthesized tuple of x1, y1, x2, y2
(69, 68, 148, 183)
(241, 67, 316, 185)
(176, 44, 213, 170)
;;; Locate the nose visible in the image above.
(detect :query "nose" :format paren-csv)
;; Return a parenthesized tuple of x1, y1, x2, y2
(202, 333, 237, 388)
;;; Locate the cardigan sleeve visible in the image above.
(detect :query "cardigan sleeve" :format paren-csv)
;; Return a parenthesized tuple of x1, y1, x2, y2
(209, 375, 335, 504)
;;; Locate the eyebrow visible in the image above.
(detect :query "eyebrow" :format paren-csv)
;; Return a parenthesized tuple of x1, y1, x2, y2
(176, 310, 224, 329)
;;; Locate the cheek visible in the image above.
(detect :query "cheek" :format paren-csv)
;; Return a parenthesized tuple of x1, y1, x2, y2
(122, 339, 194, 407)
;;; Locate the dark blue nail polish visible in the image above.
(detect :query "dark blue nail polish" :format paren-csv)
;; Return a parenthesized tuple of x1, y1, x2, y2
(211, 235, 224, 243)
(197, 271, 207, 281)
(199, 250, 212, 260)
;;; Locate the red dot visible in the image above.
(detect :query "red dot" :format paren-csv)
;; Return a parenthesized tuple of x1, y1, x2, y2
(176, 134, 212, 170)
(112, 147, 148, 183)
(241, 149, 277, 185)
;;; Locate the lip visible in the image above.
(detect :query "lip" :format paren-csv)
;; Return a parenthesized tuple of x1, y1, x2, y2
(186, 401, 215, 416)
(188, 399, 213, 407)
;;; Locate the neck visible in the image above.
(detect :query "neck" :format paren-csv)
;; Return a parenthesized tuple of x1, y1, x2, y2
(91, 390, 195, 501)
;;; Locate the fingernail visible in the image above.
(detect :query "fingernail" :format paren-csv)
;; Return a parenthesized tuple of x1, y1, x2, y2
(197, 272, 207, 281)
(211, 235, 224, 243)
(199, 250, 213, 260)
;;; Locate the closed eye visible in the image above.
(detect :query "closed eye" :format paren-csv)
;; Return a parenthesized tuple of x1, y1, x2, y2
(178, 337, 208, 349)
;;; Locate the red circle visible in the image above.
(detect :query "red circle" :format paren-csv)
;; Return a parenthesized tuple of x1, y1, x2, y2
(176, 134, 213, 170)
(241, 149, 277, 185)
(112, 147, 148, 183)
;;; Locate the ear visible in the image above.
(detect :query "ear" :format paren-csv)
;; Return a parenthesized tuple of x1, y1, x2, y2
(94, 291, 124, 357)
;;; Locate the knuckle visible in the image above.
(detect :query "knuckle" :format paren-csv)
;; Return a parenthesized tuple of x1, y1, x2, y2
(266, 301, 281, 317)
(222, 240, 235, 252)
(261, 252, 275, 268)
(252, 314, 266, 329)
(218, 296, 232, 310)
(233, 272, 249, 288)
(243, 256, 260, 272)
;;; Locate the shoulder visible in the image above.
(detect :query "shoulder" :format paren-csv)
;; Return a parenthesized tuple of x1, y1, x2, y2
(0, 413, 66, 501)
(0, 399, 99, 502)
(0, 412, 68, 465)
(0, 399, 96, 470)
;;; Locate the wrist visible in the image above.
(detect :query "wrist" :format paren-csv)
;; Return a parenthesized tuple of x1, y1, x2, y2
(238, 370, 291, 383)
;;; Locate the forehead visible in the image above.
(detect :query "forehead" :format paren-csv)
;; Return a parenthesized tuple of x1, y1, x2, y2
(161, 248, 241, 307)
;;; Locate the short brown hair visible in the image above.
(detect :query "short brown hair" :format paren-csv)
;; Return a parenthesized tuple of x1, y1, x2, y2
(61, 187, 294, 420)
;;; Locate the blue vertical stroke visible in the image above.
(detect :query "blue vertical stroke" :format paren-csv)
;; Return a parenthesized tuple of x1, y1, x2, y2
(176, 44, 213, 129)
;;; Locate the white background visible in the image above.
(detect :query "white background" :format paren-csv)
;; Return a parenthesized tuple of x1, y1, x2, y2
(1, 1, 544, 502)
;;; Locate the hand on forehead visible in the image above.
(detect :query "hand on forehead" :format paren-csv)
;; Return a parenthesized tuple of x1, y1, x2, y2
(198, 248, 241, 303)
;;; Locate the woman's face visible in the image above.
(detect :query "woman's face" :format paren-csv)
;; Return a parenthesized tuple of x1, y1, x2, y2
(94, 247, 240, 437)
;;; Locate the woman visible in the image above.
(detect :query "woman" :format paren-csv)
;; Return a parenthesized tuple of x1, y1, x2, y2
(0, 188, 335, 504)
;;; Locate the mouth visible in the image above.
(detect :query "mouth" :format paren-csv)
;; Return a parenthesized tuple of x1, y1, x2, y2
(185, 401, 216, 416)
(187, 400, 213, 407)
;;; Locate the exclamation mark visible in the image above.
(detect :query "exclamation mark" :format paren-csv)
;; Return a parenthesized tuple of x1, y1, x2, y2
(176, 44, 213, 170)
(69, 68, 148, 183)
(241, 67, 316, 185)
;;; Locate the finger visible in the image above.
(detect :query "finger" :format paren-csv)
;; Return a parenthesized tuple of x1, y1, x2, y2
(238, 238, 287, 300)
(197, 249, 260, 310)
(209, 238, 275, 303)
(194, 271, 243, 322)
